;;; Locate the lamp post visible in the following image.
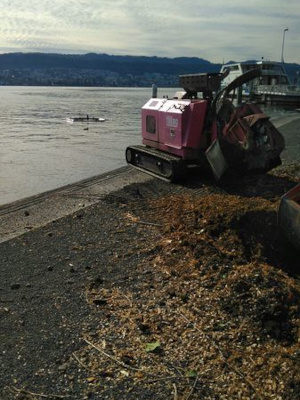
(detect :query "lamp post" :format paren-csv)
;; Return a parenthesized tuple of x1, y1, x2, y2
(281, 28, 289, 64)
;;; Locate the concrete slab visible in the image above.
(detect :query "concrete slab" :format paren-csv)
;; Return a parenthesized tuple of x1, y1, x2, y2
(0, 167, 151, 243)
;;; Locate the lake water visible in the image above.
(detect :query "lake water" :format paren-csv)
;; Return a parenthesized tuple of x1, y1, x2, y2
(0, 86, 299, 206)
(0, 86, 177, 206)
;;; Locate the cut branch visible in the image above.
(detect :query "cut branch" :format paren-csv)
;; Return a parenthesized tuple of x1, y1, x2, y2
(9, 386, 68, 399)
(84, 338, 141, 372)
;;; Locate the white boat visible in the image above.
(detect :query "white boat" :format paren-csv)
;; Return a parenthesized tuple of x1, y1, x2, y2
(220, 60, 300, 105)
(66, 116, 106, 123)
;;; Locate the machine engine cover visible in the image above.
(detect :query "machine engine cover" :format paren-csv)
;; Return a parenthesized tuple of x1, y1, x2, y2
(141, 98, 208, 159)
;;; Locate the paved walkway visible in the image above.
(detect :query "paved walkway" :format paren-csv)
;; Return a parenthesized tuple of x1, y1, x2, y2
(0, 167, 151, 243)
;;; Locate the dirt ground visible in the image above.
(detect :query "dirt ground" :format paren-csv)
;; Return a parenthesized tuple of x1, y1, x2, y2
(1, 163, 300, 400)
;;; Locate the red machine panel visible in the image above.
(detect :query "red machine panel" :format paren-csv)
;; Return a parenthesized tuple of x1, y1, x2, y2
(142, 98, 208, 159)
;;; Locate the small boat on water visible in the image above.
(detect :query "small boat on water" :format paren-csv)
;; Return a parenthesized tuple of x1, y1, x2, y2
(278, 183, 300, 251)
(66, 116, 106, 123)
(220, 60, 300, 106)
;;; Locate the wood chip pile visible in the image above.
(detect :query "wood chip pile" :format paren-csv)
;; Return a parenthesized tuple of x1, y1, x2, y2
(79, 188, 300, 399)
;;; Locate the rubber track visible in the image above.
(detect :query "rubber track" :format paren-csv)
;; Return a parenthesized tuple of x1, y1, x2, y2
(126, 145, 184, 182)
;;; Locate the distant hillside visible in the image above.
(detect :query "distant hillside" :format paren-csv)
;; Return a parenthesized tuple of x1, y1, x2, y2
(0, 52, 298, 87)
(0, 52, 221, 75)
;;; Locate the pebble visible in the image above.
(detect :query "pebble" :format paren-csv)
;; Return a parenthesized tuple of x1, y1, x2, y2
(11, 283, 21, 290)
(70, 265, 78, 273)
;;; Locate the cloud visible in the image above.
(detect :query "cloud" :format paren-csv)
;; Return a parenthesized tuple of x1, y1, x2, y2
(0, 0, 299, 63)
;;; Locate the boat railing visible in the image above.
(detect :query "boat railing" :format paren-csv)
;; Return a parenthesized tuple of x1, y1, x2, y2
(256, 84, 300, 95)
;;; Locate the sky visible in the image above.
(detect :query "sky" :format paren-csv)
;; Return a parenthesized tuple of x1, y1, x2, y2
(1, 0, 299, 64)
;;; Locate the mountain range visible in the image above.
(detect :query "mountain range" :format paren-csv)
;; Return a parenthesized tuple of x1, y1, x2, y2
(0, 52, 299, 87)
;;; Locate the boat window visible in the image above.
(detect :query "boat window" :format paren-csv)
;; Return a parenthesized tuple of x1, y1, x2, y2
(146, 115, 156, 134)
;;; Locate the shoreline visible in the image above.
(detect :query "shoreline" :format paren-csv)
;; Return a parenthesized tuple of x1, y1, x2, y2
(0, 167, 151, 243)
(1, 113, 300, 244)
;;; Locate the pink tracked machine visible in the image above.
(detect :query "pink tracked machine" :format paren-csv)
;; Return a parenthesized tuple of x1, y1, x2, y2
(125, 69, 285, 181)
